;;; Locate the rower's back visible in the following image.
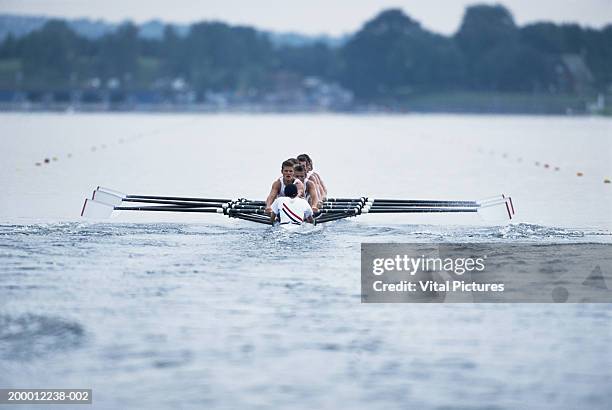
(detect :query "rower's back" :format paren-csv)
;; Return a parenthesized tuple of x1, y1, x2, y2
(271, 183, 313, 225)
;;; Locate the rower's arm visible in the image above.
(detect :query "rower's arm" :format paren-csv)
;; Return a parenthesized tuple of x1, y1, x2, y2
(265, 181, 280, 213)
(269, 197, 280, 223)
(296, 180, 305, 198)
(304, 204, 314, 224)
(307, 182, 319, 212)
(316, 173, 328, 197)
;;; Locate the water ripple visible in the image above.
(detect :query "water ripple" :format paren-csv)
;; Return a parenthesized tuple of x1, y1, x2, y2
(0, 314, 85, 360)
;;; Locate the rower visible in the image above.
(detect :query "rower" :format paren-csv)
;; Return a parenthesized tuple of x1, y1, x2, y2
(265, 159, 306, 213)
(297, 153, 327, 200)
(293, 164, 320, 210)
(270, 183, 314, 225)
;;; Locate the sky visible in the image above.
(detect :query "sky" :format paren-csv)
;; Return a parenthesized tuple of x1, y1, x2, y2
(0, 0, 611, 35)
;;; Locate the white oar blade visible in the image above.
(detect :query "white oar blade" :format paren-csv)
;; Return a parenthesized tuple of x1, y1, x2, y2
(478, 198, 514, 223)
(96, 186, 126, 197)
(81, 199, 115, 219)
(92, 189, 123, 206)
(478, 194, 507, 205)
(478, 194, 515, 217)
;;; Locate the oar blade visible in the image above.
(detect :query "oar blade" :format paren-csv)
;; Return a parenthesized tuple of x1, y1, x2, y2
(96, 186, 126, 197)
(478, 196, 515, 223)
(81, 199, 115, 219)
(92, 189, 123, 206)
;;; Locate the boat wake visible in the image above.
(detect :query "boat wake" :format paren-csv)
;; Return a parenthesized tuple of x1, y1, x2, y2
(0, 221, 609, 244)
(343, 221, 610, 243)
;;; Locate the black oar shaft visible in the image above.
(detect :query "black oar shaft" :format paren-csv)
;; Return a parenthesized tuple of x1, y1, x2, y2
(371, 201, 477, 207)
(122, 198, 225, 207)
(230, 213, 273, 225)
(366, 208, 478, 213)
(370, 199, 477, 205)
(315, 213, 356, 224)
(325, 198, 366, 202)
(315, 207, 478, 214)
(324, 198, 477, 205)
(115, 206, 221, 213)
(227, 209, 266, 215)
(126, 195, 231, 203)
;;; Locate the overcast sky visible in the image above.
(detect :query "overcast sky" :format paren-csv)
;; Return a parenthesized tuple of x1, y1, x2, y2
(1, 0, 611, 35)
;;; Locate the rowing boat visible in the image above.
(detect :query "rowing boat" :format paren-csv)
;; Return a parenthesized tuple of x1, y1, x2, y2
(81, 186, 516, 225)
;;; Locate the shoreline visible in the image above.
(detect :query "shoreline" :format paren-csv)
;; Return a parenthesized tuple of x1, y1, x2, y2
(0, 92, 609, 116)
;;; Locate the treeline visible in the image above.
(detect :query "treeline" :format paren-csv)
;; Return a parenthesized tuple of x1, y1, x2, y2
(0, 4, 610, 101)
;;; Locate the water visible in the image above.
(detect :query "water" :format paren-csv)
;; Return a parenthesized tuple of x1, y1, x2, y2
(1, 113, 611, 409)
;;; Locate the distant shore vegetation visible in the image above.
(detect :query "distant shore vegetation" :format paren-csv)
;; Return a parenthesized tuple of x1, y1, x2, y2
(0, 4, 610, 114)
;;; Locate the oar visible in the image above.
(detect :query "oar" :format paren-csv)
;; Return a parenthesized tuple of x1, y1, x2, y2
(96, 187, 232, 204)
(326, 195, 509, 207)
(115, 198, 227, 207)
(228, 212, 273, 225)
(82, 199, 272, 218)
(81, 199, 226, 218)
(363, 208, 478, 214)
(315, 207, 478, 215)
(325, 197, 478, 206)
(314, 213, 357, 224)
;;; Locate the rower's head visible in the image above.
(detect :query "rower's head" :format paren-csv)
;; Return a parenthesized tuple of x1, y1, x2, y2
(284, 183, 298, 198)
(281, 160, 294, 181)
(297, 154, 312, 171)
(293, 164, 306, 182)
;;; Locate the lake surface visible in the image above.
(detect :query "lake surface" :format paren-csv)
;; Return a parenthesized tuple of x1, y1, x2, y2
(1, 113, 611, 409)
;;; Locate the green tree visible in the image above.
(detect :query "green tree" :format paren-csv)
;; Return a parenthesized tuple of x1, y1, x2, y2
(184, 22, 273, 91)
(341, 9, 464, 100)
(19, 20, 87, 89)
(95, 22, 139, 81)
(276, 42, 339, 80)
(455, 4, 519, 59)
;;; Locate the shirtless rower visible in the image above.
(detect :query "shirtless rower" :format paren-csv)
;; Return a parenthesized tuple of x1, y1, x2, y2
(265, 159, 307, 214)
(293, 164, 320, 210)
(297, 154, 327, 200)
(270, 183, 314, 225)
